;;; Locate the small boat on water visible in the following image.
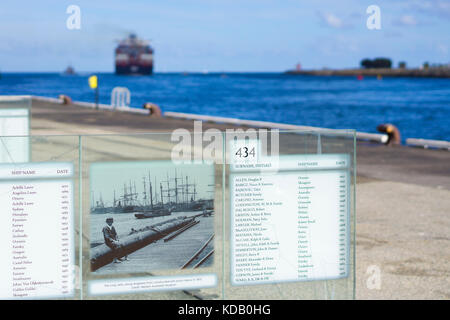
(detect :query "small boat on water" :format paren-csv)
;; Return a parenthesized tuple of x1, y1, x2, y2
(63, 65, 76, 75)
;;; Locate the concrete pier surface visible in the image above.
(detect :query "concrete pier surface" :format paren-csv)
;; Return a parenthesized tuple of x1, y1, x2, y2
(96, 215, 214, 274)
(27, 98, 450, 299)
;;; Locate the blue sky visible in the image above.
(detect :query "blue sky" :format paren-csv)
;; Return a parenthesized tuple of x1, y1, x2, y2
(0, 0, 449, 72)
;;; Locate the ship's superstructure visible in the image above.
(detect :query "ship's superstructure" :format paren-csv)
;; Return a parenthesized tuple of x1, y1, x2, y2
(115, 34, 153, 75)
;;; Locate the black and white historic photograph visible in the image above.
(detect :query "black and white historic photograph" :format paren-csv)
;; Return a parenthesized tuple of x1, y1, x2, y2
(89, 161, 215, 275)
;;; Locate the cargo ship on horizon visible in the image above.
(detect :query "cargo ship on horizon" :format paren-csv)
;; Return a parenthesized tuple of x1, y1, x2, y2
(115, 33, 153, 75)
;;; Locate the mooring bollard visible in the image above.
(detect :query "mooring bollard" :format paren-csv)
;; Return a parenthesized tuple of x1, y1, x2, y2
(377, 123, 401, 145)
(143, 102, 162, 117)
(58, 94, 72, 105)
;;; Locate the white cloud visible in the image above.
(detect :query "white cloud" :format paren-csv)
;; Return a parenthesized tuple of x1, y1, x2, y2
(394, 15, 418, 26)
(437, 44, 448, 55)
(318, 12, 345, 28)
(325, 13, 343, 28)
(410, 0, 450, 19)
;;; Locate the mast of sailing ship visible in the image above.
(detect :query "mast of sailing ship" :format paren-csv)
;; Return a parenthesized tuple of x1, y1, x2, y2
(186, 176, 189, 206)
(193, 180, 197, 201)
(142, 176, 147, 206)
(160, 182, 164, 207)
(129, 181, 133, 205)
(174, 169, 178, 209)
(154, 176, 158, 206)
(149, 172, 153, 210)
(123, 183, 127, 206)
(174, 169, 186, 211)
(166, 172, 171, 204)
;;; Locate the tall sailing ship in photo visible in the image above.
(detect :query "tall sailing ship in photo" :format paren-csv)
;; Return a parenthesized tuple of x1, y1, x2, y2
(91, 170, 214, 219)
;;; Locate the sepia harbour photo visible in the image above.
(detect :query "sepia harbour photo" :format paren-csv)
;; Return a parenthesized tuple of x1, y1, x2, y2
(89, 161, 215, 275)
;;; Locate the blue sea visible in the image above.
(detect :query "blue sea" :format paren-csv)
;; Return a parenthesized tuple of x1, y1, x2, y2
(1, 72, 449, 141)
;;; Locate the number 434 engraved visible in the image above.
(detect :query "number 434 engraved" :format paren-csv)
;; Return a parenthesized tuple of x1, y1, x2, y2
(235, 146, 256, 158)
(230, 139, 260, 165)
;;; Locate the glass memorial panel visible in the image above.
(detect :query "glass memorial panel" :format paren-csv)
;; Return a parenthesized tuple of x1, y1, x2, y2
(0, 135, 80, 300)
(80, 133, 224, 300)
(0, 96, 31, 163)
(0, 129, 355, 300)
(223, 129, 355, 299)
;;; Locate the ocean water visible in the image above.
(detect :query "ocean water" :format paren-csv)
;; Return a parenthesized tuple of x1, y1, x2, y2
(1, 72, 449, 141)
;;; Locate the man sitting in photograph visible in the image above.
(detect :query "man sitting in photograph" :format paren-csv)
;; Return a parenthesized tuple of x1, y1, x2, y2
(103, 217, 129, 263)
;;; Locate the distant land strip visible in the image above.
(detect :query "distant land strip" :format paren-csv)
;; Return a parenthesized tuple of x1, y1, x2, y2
(285, 68, 450, 78)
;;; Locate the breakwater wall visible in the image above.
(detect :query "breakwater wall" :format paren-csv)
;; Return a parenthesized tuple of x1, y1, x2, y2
(285, 68, 450, 78)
